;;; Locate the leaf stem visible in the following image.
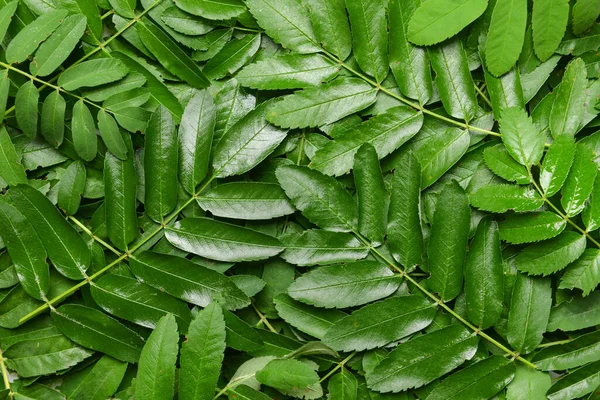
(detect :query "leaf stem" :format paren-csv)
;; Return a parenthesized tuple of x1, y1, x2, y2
(537, 338, 573, 348)
(474, 83, 493, 109)
(251, 301, 277, 333)
(68, 216, 122, 256)
(318, 352, 356, 383)
(0, 348, 12, 398)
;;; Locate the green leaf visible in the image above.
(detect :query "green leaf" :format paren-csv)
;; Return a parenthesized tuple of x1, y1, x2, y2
(366, 325, 478, 392)
(5, 9, 66, 64)
(91, 274, 192, 331)
(483, 144, 530, 184)
(130, 251, 250, 310)
(52, 304, 145, 363)
(136, 20, 210, 89)
(227, 385, 272, 400)
(428, 181, 470, 301)
(223, 310, 264, 352)
(0, 1, 17, 45)
(514, 231, 586, 275)
(561, 143, 597, 217)
(354, 144, 387, 245)
(15, 81, 39, 140)
(328, 368, 358, 400)
(279, 229, 369, 266)
(30, 14, 86, 77)
(539, 134, 576, 197)
(550, 58, 588, 138)
(0, 127, 27, 186)
(245, 0, 320, 54)
(256, 359, 320, 396)
(40, 91, 66, 148)
(499, 107, 545, 167)
(310, 106, 423, 177)
(287, 260, 401, 309)
(109, 0, 135, 18)
(161, 7, 215, 36)
(499, 212, 566, 244)
(9, 185, 90, 280)
(484, 67, 526, 118)
(59, 355, 127, 399)
(389, 0, 433, 104)
(213, 78, 255, 144)
(0, 202, 48, 300)
(464, 218, 504, 329)
(547, 291, 600, 332)
(57, 160, 86, 215)
(388, 153, 423, 268)
(533, 330, 600, 370)
(407, 0, 487, 46)
(58, 59, 128, 91)
(174, 0, 246, 20)
(196, 182, 295, 220)
(71, 100, 98, 161)
(274, 293, 346, 339)
(98, 110, 127, 160)
(237, 54, 339, 90)
(506, 366, 551, 400)
(584, 174, 600, 231)
(506, 273, 552, 354)
(276, 165, 358, 232)
(559, 249, 600, 296)
(427, 356, 515, 400)
(546, 360, 600, 400)
(485, 0, 527, 77)
(145, 106, 178, 222)
(165, 217, 284, 262)
(203, 34, 261, 81)
(0, 70, 10, 122)
(302, 0, 351, 60)
(180, 302, 226, 400)
(470, 184, 543, 213)
(532, 0, 569, 61)
(213, 100, 288, 178)
(428, 39, 478, 121)
(572, 0, 600, 35)
(104, 141, 137, 251)
(323, 295, 436, 352)
(265, 77, 378, 129)
(345, 0, 388, 83)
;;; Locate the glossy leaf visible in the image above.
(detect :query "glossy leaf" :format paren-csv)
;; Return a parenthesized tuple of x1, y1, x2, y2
(514, 231, 586, 275)
(0, 127, 27, 186)
(533, 331, 600, 371)
(71, 100, 98, 162)
(274, 294, 346, 339)
(302, 0, 351, 59)
(499, 212, 566, 244)
(499, 107, 545, 167)
(506, 366, 551, 400)
(550, 58, 587, 138)
(58, 59, 128, 91)
(59, 355, 127, 399)
(486, 0, 527, 76)
(561, 143, 597, 217)
(470, 184, 543, 213)
(98, 110, 127, 160)
(57, 160, 86, 215)
(547, 291, 600, 332)
(483, 144, 530, 184)
(279, 230, 369, 266)
(546, 361, 600, 400)
(256, 359, 320, 397)
(354, 144, 386, 245)
(174, 0, 245, 20)
(539, 134, 576, 196)
(40, 91, 66, 148)
(559, 249, 600, 296)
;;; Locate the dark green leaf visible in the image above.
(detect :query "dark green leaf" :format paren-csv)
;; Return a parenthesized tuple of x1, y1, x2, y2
(499, 212, 566, 244)
(40, 91, 66, 148)
(533, 331, 600, 371)
(546, 360, 600, 400)
(274, 293, 346, 339)
(559, 248, 600, 296)
(0, 127, 27, 186)
(550, 58, 587, 137)
(483, 144, 530, 184)
(57, 160, 86, 215)
(58, 59, 128, 91)
(59, 355, 127, 399)
(203, 34, 261, 81)
(499, 107, 545, 167)
(174, 0, 245, 20)
(547, 291, 600, 332)
(561, 143, 597, 217)
(354, 144, 386, 245)
(15, 81, 39, 140)
(71, 100, 98, 162)
(515, 231, 586, 275)
(506, 366, 551, 400)
(470, 184, 543, 213)
(539, 134, 576, 197)
(328, 369, 358, 400)
(98, 110, 127, 160)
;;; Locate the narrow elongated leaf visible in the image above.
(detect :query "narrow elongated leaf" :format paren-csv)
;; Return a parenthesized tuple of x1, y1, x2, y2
(388, 153, 423, 268)
(354, 144, 386, 245)
(136, 314, 179, 400)
(550, 58, 587, 137)
(302, 0, 351, 59)
(486, 0, 527, 76)
(60, 355, 127, 399)
(223, 310, 264, 352)
(52, 304, 145, 363)
(15, 81, 38, 140)
(484, 144, 530, 184)
(514, 231, 586, 275)
(429, 39, 478, 121)
(0, 202, 48, 300)
(428, 181, 470, 301)
(559, 249, 600, 296)
(276, 165, 358, 232)
(180, 302, 226, 400)
(547, 291, 600, 332)
(145, 106, 178, 222)
(245, 0, 320, 54)
(40, 91, 65, 148)
(274, 294, 346, 339)
(427, 356, 515, 400)
(0, 71, 10, 130)
(130, 251, 250, 310)
(323, 296, 436, 352)
(165, 217, 283, 262)
(104, 143, 137, 251)
(279, 230, 369, 266)
(506, 273, 552, 354)
(196, 182, 294, 220)
(546, 361, 600, 400)
(91, 274, 192, 331)
(499, 212, 566, 244)
(9, 185, 90, 280)
(506, 366, 551, 400)
(237, 54, 339, 90)
(174, 0, 245, 20)
(584, 174, 600, 231)
(58, 59, 128, 91)
(0, 127, 27, 186)
(532, 0, 569, 61)
(203, 34, 261, 81)
(213, 100, 288, 178)
(470, 184, 543, 213)
(0, 1, 17, 45)
(213, 78, 255, 145)
(464, 218, 504, 329)
(136, 20, 210, 89)
(366, 325, 478, 392)
(5, 10, 66, 63)
(288, 261, 401, 309)
(310, 106, 423, 176)
(539, 135, 576, 196)
(533, 331, 600, 371)
(71, 100, 98, 161)
(30, 14, 86, 77)
(485, 67, 526, 118)
(345, 0, 388, 83)
(561, 143, 597, 217)
(499, 107, 545, 167)
(57, 160, 86, 215)
(98, 110, 127, 160)
(265, 78, 378, 129)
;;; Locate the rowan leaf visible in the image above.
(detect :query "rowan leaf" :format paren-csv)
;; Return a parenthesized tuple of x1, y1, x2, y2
(550, 58, 588, 138)
(279, 230, 369, 266)
(485, 0, 527, 77)
(5, 10, 66, 64)
(499, 212, 566, 244)
(499, 107, 545, 167)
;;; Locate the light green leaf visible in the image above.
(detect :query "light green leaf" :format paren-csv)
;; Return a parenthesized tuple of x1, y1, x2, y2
(484, 67, 525, 118)
(546, 361, 600, 400)
(0, 127, 27, 186)
(174, 0, 245, 20)
(499, 211, 566, 244)
(0, 1, 17, 45)
(59, 355, 127, 400)
(256, 359, 320, 397)
(470, 184, 543, 213)
(550, 58, 588, 137)
(547, 291, 600, 332)
(58, 59, 128, 91)
(203, 34, 261, 81)
(532, 0, 569, 61)
(328, 369, 358, 400)
(428, 181, 470, 301)
(0, 70, 10, 122)
(561, 143, 597, 217)
(15, 81, 39, 140)
(71, 100, 97, 161)
(506, 366, 551, 400)
(533, 330, 600, 371)
(40, 91, 66, 148)
(539, 134, 576, 197)
(57, 160, 86, 215)
(514, 231, 586, 275)
(109, 0, 136, 18)
(180, 302, 226, 400)
(98, 110, 127, 160)
(274, 293, 346, 339)
(560, 249, 600, 296)
(302, 0, 351, 59)
(499, 107, 545, 167)
(161, 7, 215, 36)
(485, 0, 527, 77)
(483, 144, 530, 184)
(572, 0, 600, 35)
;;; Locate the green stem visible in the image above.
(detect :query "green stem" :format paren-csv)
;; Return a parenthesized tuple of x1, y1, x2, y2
(68, 216, 122, 256)
(474, 83, 493, 109)
(252, 302, 277, 333)
(318, 352, 356, 383)
(0, 348, 12, 398)
(537, 338, 573, 348)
